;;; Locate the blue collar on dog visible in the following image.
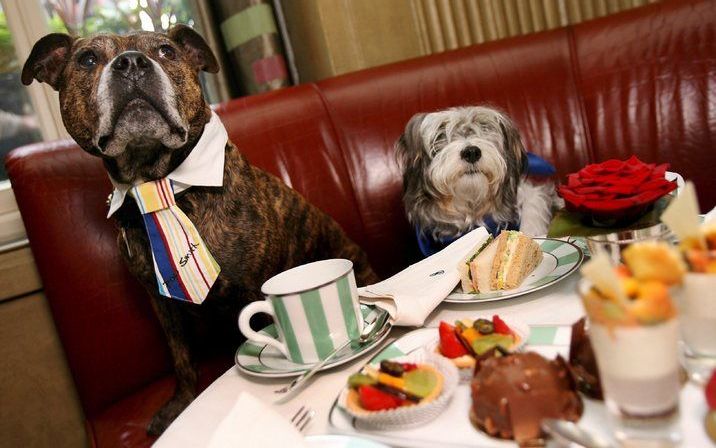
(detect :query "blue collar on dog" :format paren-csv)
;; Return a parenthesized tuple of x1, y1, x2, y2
(416, 218, 519, 257)
(413, 152, 553, 258)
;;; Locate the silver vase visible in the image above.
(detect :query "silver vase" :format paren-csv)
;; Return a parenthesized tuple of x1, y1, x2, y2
(585, 223, 673, 264)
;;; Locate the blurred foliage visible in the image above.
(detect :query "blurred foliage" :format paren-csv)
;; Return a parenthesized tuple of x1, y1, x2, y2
(46, 0, 193, 37)
(0, 1, 194, 74)
(0, 12, 18, 74)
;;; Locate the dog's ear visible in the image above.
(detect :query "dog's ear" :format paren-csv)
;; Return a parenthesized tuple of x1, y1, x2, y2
(168, 25, 219, 73)
(499, 119, 528, 175)
(22, 33, 75, 90)
(395, 113, 427, 168)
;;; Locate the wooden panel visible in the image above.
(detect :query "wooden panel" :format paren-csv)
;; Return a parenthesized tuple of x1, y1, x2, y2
(0, 245, 42, 302)
(0, 292, 87, 447)
(281, 0, 425, 81)
(279, 0, 335, 82)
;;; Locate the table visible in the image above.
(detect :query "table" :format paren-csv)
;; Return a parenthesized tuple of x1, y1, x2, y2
(154, 274, 710, 447)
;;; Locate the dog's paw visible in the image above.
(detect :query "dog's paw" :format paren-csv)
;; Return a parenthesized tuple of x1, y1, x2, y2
(147, 390, 196, 436)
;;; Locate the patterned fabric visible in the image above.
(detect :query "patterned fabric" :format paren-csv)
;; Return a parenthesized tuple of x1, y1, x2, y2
(213, 0, 290, 94)
(130, 178, 220, 304)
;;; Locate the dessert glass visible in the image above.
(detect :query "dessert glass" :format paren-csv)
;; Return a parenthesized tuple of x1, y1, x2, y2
(676, 273, 716, 383)
(579, 280, 682, 445)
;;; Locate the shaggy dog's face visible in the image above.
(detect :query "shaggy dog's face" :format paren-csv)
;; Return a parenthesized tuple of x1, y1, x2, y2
(397, 106, 527, 237)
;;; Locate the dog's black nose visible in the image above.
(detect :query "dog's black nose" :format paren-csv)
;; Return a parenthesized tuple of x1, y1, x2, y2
(112, 51, 151, 79)
(460, 145, 482, 163)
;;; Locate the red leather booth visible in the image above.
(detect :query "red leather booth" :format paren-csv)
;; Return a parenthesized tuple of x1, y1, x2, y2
(6, 1, 715, 446)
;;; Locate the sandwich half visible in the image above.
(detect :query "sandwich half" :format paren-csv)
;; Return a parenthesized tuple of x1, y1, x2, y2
(458, 235, 494, 293)
(459, 231, 542, 293)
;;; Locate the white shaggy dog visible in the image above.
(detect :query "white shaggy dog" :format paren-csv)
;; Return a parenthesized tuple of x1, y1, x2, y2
(396, 106, 559, 256)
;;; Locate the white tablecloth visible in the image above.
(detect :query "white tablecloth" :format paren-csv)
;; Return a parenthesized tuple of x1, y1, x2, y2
(154, 274, 710, 447)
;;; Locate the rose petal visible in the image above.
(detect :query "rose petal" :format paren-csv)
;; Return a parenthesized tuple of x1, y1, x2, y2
(601, 159, 625, 173)
(583, 198, 635, 212)
(567, 174, 582, 188)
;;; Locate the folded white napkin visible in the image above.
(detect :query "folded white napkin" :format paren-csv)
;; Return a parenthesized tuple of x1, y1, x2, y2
(359, 227, 489, 326)
(207, 391, 307, 448)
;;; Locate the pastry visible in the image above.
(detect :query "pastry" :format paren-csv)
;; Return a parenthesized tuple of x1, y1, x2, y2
(470, 352, 583, 444)
(568, 317, 603, 400)
(345, 360, 444, 413)
(437, 315, 521, 374)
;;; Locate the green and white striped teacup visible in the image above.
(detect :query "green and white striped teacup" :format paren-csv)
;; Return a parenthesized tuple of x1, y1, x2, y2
(238, 259, 364, 364)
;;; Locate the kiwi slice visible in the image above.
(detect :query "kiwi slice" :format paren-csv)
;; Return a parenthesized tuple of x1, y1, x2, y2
(471, 334, 514, 355)
(403, 369, 438, 398)
(347, 373, 377, 389)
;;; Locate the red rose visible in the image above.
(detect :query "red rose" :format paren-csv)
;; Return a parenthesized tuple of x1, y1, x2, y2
(557, 156, 677, 224)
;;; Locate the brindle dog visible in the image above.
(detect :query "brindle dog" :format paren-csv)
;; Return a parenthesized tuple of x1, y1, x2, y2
(22, 26, 379, 435)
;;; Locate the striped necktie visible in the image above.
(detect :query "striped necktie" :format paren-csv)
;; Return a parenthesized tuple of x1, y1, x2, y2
(130, 178, 220, 304)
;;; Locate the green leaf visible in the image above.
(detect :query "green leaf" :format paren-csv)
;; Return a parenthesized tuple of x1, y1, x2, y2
(547, 195, 673, 238)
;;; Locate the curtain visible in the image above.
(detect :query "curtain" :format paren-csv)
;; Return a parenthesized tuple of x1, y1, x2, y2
(210, 0, 291, 96)
(412, 0, 661, 53)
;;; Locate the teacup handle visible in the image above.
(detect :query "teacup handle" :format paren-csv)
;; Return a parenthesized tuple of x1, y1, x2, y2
(238, 301, 290, 359)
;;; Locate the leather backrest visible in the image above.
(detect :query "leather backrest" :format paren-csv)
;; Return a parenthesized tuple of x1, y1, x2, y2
(5, 142, 171, 417)
(213, 85, 368, 247)
(573, 0, 716, 209)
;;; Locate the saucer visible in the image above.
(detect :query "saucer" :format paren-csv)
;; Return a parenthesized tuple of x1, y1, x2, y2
(235, 304, 392, 378)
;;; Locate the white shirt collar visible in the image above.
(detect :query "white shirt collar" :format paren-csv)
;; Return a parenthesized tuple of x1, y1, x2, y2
(107, 111, 228, 217)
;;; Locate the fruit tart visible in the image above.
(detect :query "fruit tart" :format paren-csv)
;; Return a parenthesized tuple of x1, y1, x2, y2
(436, 315, 527, 381)
(340, 352, 458, 429)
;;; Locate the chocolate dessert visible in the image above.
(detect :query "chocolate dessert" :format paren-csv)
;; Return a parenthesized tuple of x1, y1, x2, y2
(470, 352, 583, 445)
(569, 318, 603, 399)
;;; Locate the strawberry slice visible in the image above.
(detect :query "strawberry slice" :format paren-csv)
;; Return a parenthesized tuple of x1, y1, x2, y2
(358, 385, 403, 410)
(492, 315, 513, 335)
(401, 362, 418, 372)
(439, 321, 469, 358)
(707, 369, 716, 410)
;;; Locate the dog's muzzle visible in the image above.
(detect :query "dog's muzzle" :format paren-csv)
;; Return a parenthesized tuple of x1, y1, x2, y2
(93, 51, 188, 155)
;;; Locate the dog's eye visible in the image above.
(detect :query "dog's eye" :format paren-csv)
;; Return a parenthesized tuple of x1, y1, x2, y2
(78, 51, 98, 68)
(158, 45, 176, 60)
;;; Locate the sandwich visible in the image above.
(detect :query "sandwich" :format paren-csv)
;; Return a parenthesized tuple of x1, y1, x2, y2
(458, 230, 542, 293)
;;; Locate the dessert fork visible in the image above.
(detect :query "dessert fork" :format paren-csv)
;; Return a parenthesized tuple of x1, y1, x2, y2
(290, 405, 314, 433)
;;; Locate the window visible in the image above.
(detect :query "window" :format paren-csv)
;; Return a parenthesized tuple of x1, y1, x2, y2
(41, 0, 195, 38)
(0, 3, 43, 182)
